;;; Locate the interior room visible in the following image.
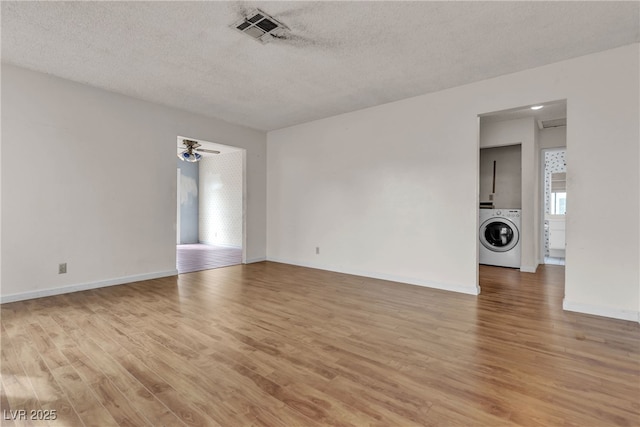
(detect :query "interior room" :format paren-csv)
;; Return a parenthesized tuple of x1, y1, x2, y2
(1, 2, 639, 426)
(176, 137, 245, 273)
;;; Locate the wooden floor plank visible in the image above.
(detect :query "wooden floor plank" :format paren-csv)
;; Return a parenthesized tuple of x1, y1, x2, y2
(1, 262, 639, 426)
(28, 333, 115, 427)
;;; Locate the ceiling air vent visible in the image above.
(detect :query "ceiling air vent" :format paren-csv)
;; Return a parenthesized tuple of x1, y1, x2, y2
(538, 118, 567, 129)
(233, 9, 289, 44)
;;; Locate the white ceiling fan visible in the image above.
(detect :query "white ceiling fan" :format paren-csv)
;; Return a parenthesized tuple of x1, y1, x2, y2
(178, 139, 220, 162)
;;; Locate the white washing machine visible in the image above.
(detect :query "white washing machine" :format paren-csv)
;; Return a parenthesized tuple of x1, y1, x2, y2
(479, 209, 521, 268)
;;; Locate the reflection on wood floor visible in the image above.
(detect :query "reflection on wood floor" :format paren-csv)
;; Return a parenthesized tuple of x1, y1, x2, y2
(176, 243, 242, 273)
(1, 263, 638, 426)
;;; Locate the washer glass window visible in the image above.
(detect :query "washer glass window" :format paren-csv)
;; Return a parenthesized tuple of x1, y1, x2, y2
(480, 219, 519, 252)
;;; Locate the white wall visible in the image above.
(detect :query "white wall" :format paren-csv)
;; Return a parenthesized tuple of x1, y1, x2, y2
(1, 64, 267, 302)
(533, 118, 541, 269)
(199, 151, 243, 248)
(563, 44, 639, 322)
(268, 91, 483, 295)
(177, 158, 199, 244)
(267, 44, 639, 321)
(479, 145, 522, 209)
(539, 126, 567, 149)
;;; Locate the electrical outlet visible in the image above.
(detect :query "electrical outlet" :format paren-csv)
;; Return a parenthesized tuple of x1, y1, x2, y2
(58, 263, 67, 274)
(316, 247, 320, 255)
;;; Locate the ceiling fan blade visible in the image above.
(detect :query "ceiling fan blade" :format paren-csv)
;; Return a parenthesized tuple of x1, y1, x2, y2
(196, 148, 220, 154)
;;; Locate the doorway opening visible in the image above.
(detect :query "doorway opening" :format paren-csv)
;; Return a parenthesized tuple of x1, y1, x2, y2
(176, 136, 246, 274)
(477, 100, 567, 290)
(542, 148, 566, 265)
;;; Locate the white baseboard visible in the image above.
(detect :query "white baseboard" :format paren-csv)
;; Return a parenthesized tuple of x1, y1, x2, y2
(0, 269, 178, 304)
(520, 265, 538, 273)
(245, 257, 267, 264)
(563, 299, 640, 323)
(267, 257, 479, 295)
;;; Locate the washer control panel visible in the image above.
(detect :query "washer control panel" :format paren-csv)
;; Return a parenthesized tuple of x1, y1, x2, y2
(495, 210, 520, 218)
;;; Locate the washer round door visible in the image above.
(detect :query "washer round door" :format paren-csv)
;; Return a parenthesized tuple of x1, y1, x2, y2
(480, 218, 520, 252)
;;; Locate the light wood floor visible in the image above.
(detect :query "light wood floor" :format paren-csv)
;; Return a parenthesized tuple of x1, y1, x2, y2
(1, 263, 638, 426)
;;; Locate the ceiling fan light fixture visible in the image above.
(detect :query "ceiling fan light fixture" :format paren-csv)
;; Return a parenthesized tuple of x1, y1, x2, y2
(178, 139, 203, 162)
(178, 150, 202, 162)
(178, 138, 220, 161)
(190, 152, 202, 162)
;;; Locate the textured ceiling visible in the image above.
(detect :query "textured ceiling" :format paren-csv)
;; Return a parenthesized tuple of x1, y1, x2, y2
(2, 1, 639, 131)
